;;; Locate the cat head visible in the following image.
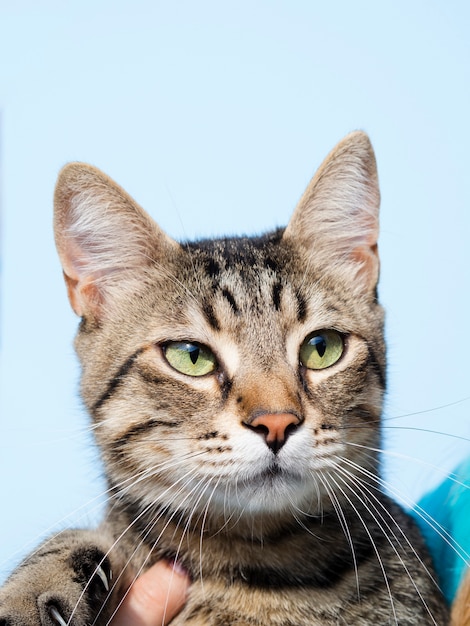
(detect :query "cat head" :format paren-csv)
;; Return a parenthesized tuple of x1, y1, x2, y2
(54, 131, 385, 526)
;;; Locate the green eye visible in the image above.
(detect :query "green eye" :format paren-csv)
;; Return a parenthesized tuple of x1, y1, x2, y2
(300, 330, 344, 370)
(163, 342, 217, 377)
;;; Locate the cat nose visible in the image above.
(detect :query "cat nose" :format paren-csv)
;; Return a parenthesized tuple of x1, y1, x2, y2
(245, 412, 301, 453)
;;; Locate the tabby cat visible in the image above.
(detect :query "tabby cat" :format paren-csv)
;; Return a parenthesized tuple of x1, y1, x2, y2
(0, 132, 449, 625)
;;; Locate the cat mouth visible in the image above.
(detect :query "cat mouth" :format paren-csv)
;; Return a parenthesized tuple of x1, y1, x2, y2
(261, 461, 284, 478)
(224, 461, 311, 515)
(251, 460, 303, 486)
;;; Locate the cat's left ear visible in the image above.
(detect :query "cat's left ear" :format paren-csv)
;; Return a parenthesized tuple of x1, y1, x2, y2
(283, 131, 380, 296)
(54, 163, 179, 320)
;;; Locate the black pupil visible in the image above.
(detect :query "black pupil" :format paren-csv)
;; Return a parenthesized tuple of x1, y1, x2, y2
(188, 345, 200, 364)
(312, 336, 326, 358)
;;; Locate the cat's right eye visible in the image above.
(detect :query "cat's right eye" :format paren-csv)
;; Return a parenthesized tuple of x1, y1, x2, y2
(162, 341, 217, 377)
(299, 330, 344, 370)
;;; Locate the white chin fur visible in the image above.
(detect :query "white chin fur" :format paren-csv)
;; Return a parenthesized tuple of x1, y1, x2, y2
(192, 469, 324, 519)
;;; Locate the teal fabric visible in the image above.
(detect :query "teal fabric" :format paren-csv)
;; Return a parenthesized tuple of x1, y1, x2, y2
(411, 457, 470, 604)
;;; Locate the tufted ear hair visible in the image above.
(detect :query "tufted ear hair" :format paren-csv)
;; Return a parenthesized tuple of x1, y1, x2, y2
(54, 163, 179, 319)
(283, 131, 380, 296)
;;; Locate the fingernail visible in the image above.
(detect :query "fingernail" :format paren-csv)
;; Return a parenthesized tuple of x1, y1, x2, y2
(165, 559, 190, 581)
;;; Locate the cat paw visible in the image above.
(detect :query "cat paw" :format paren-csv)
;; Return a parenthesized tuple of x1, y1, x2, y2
(0, 532, 122, 626)
(37, 546, 113, 626)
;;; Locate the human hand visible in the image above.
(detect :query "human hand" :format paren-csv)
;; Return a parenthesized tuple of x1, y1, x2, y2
(111, 560, 190, 626)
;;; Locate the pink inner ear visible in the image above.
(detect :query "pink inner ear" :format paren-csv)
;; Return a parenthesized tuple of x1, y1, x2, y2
(59, 236, 106, 318)
(351, 243, 380, 292)
(54, 162, 182, 321)
(63, 272, 103, 318)
(283, 133, 380, 298)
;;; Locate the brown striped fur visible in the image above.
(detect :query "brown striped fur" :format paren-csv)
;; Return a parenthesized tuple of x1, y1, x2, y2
(0, 133, 450, 625)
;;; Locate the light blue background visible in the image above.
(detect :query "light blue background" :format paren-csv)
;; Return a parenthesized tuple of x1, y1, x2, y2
(1, 1, 469, 582)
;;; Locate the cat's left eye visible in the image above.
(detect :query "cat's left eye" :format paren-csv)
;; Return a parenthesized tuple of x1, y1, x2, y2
(162, 341, 217, 377)
(299, 330, 344, 370)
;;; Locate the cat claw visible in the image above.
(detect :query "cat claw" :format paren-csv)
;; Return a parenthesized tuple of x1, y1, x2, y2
(48, 606, 67, 626)
(96, 564, 110, 592)
(40, 563, 111, 626)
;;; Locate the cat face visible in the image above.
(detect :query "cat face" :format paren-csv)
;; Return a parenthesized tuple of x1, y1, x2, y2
(54, 131, 385, 526)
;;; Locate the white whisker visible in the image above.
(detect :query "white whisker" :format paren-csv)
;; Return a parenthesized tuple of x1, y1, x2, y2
(324, 472, 398, 624)
(340, 449, 470, 571)
(331, 467, 439, 625)
(101, 473, 208, 626)
(316, 472, 361, 599)
(68, 458, 209, 625)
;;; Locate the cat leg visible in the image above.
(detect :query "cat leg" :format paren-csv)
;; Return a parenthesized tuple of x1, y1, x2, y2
(0, 528, 127, 626)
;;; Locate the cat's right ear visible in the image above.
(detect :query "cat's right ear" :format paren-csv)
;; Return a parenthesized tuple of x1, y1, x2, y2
(54, 163, 179, 319)
(283, 131, 380, 297)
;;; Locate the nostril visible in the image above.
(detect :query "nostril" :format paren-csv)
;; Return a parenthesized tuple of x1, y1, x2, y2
(284, 421, 298, 439)
(243, 412, 301, 453)
(250, 423, 270, 438)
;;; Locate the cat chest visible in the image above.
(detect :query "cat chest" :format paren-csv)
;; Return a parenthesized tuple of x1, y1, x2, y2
(172, 579, 346, 626)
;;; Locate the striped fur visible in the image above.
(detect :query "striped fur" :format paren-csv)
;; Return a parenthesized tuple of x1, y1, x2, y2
(0, 132, 449, 625)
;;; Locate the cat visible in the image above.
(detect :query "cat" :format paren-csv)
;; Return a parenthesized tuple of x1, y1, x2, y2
(0, 132, 450, 625)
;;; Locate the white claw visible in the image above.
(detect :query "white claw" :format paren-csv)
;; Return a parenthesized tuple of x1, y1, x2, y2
(96, 564, 109, 592)
(49, 606, 68, 626)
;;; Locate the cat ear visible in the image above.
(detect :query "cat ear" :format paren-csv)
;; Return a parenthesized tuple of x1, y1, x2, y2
(283, 131, 380, 295)
(54, 163, 179, 319)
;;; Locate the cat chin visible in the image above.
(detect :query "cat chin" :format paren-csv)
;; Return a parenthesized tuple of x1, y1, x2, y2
(226, 485, 319, 517)
(131, 467, 325, 524)
(201, 469, 327, 519)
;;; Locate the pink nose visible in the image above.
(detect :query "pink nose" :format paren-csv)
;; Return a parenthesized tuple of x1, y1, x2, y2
(246, 412, 301, 453)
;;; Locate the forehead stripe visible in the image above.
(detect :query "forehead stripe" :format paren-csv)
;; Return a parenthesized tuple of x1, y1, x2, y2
(272, 280, 283, 311)
(221, 287, 239, 314)
(92, 347, 144, 415)
(202, 302, 221, 331)
(295, 289, 308, 322)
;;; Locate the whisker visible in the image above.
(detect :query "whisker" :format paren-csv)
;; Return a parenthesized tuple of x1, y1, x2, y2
(0, 460, 180, 573)
(336, 396, 470, 432)
(195, 477, 224, 597)
(331, 468, 438, 625)
(316, 472, 361, 599)
(103, 473, 211, 626)
(342, 439, 470, 488)
(334, 459, 441, 582)
(340, 420, 470, 444)
(382, 396, 470, 423)
(339, 451, 470, 570)
(324, 472, 398, 624)
(69, 459, 208, 625)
